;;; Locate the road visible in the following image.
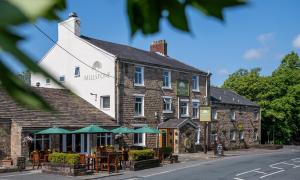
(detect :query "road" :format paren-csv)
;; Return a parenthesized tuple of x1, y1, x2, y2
(0, 148, 299, 180)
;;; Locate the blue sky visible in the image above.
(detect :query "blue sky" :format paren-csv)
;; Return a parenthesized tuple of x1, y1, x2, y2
(6, 0, 300, 86)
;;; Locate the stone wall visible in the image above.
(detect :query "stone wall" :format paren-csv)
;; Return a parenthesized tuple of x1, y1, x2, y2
(10, 122, 22, 164)
(0, 119, 11, 160)
(117, 62, 208, 148)
(179, 123, 197, 153)
(210, 103, 261, 149)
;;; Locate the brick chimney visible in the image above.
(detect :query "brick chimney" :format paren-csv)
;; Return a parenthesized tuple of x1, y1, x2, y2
(150, 40, 167, 56)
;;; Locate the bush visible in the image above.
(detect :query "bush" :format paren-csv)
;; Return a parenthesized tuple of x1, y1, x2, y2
(49, 152, 79, 165)
(161, 147, 173, 157)
(128, 149, 155, 161)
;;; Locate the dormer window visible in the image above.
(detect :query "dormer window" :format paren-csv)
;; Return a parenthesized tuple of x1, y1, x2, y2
(134, 66, 144, 86)
(192, 75, 199, 91)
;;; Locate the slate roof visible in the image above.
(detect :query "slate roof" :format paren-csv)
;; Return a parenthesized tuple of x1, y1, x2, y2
(81, 36, 207, 75)
(158, 118, 198, 129)
(210, 86, 259, 107)
(0, 87, 117, 128)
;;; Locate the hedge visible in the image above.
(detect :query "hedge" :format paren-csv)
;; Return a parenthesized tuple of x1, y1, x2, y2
(48, 152, 80, 165)
(161, 147, 173, 156)
(128, 149, 155, 161)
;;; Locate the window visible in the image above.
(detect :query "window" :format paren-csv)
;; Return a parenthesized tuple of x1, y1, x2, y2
(239, 131, 244, 140)
(231, 111, 236, 121)
(211, 131, 218, 142)
(75, 67, 80, 77)
(97, 133, 112, 146)
(34, 134, 50, 151)
(230, 130, 236, 141)
(100, 96, 110, 109)
(162, 70, 171, 88)
(213, 110, 218, 120)
(133, 126, 145, 146)
(192, 101, 199, 118)
(253, 130, 259, 141)
(59, 75, 65, 83)
(46, 78, 50, 85)
(254, 111, 259, 121)
(163, 97, 172, 113)
(192, 75, 199, 91)
(180, 100, 189, 117)
(134, 96, 144, 116)
(134, 66, 144, 86)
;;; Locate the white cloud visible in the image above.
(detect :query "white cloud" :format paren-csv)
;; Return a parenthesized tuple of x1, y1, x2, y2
(257, 32, 274, 44)
(293, 34, 300, 49)
(243, 48, 265, 60)
(217, 69, 229, 76)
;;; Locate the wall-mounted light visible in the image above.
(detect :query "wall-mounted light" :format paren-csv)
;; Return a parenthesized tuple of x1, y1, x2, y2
(90, 93, 97, 101)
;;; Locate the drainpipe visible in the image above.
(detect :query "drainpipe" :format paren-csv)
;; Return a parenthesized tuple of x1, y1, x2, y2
(116, 59, 120, 125)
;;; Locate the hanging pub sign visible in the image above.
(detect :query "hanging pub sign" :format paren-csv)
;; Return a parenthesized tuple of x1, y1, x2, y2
(176, 80, 189, 96)
(200, 106, 211, 122)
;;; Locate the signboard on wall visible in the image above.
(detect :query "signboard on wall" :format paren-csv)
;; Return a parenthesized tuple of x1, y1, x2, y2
(176, 80, 189, 96)
(200, 106, 211, 122)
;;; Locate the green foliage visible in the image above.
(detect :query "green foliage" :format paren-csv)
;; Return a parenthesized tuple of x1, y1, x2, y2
(223, 52, 300, 144)
(0, 0, 66, 111)
(127, 0, 247, 36)
(49, 152, 79, 165)
(161, 146, 173, 156)
(128, 149, 155, 161)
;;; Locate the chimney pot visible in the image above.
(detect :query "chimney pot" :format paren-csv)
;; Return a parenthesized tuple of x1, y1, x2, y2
(69, 12, 78, 18)
(150, 39, 167, 56)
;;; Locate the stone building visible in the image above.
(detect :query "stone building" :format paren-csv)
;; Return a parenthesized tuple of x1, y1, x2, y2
(0, 87, 117, 163)
(210, 86, 261, 149)
(29, 13, 211, 154)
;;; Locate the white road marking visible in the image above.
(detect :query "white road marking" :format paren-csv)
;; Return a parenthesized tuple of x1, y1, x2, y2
(259, 170, 284, 179)
(234, 178, 245, 180)
(236, 168, 262, 176)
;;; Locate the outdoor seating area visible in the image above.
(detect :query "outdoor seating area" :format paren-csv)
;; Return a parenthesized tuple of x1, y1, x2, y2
(26, 125, 175, 176)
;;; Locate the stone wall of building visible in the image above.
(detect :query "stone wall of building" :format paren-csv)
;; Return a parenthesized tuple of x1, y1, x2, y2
(10, 122, 22, 164)
(0, 119, 11, 160)
(117, 62, 209, 147)
(179, 123, 197, 153)
(210, 103, 261, 149)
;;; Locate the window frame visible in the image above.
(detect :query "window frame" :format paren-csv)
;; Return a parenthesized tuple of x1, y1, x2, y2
(192, 100, 200, 119)
(100, 96, 110, 110)
(213, 110, 218, 120)
(180, 99, 189, 117)
(59, 75, 65, 83)
(162, 70, 171, 89)
(134, 95, 144, 117)
(46, 78, 50, 85)
(231, 110, 236, 121)
(133, 125, 146, 146)
(74, 66, 80, 77)
(230, 130, 236, 141)
(162, 96, 172, 113)
(134, 66, 144, 86)
(192, 75, 199, 92)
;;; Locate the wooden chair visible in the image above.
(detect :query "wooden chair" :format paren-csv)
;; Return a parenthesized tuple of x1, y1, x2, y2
(107, 152, 119, 173)
(32, 151, 41, 169)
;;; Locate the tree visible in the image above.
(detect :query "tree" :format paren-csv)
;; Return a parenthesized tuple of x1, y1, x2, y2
(1, 0, 246, 110)
(223, 52, 300, 144)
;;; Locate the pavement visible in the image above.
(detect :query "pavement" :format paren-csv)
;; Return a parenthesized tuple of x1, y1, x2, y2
(0, 146, 299, 180)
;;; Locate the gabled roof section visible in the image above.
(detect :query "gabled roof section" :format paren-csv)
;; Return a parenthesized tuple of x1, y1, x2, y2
(158, 118, 198, 129)
(81, 36, 207, 75)
(210, 86, 259, 107)
(0, 87, 117, 128)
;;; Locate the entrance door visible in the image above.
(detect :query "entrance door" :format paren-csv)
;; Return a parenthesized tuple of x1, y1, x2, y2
(159, 129, 174, 151)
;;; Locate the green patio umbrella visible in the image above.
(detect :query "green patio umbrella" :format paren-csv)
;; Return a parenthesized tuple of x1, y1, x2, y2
(72, 124, 110, 134)
(111, 126, 135, 134)
(134, 126, 159, 134)
(35, 127, 71, 134)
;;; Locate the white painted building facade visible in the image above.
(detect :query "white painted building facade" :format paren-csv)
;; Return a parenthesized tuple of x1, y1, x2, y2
(31, 13, 116, 118)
